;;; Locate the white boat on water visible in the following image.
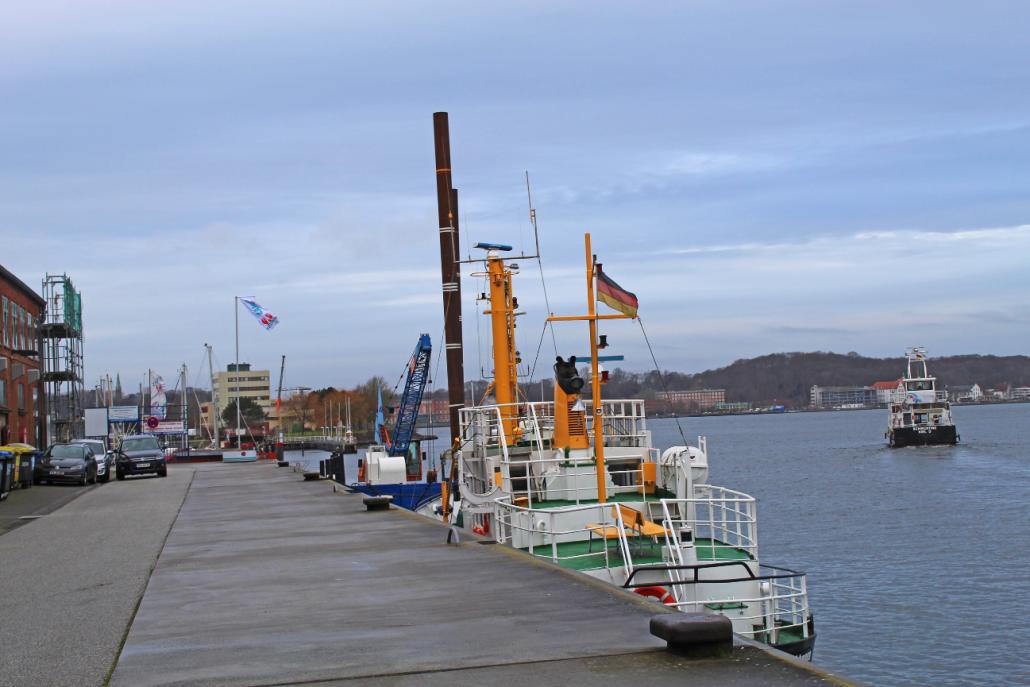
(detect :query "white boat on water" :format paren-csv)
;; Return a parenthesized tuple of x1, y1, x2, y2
(435, 236, 816, 657)
(886, 348, 958, 448)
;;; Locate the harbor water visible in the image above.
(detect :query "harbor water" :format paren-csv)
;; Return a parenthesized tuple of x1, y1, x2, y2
(289, 403, 1029, 687)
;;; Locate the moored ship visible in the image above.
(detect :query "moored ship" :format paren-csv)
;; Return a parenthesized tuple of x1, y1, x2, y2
(440, 236, 816, 657)
(886, 348, 958, 447)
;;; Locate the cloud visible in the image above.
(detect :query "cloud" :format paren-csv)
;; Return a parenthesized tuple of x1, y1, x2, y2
(2, 2, 1030, 385)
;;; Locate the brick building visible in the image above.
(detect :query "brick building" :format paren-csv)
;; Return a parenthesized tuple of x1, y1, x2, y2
(657, 389, 726, 409)
(0, 265, 46, 445)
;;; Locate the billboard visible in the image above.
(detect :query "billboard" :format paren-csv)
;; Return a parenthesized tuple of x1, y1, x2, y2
(146, 418, 185, 435)
(109, 405, 140, 422)
(85, 408, 108, 438)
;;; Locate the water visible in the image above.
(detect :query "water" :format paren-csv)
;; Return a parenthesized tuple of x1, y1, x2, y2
(647, 404, 1029, 687)
(290, 406, 1029, 686)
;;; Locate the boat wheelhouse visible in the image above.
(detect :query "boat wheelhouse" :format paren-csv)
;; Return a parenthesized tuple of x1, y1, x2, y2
(446, 236, 815, 657)
(886, 348, 958, 448)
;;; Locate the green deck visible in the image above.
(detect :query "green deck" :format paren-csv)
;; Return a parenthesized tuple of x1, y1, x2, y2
(523, 489, 676, 509)
(522, 537, 752, 571)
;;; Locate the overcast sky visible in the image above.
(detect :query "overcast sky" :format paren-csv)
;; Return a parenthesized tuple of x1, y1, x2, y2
(2, 0, 1028, 392)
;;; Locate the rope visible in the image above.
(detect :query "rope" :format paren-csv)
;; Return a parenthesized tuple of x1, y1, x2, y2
(637, 317, 689, 448)
(527, 319, 551, 385)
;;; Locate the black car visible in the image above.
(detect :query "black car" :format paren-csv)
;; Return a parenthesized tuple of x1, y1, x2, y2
(115, 434, 167, 479)
(34, 443, 98, 486)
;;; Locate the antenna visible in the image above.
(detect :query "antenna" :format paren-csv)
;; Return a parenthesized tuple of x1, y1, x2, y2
(526, 170, 542, 259)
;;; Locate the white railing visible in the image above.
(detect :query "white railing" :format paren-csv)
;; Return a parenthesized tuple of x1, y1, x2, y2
(660, 490, 758, 562)
(495, 446, 661, 506)
(459, 399, 651, 452)
(493, 499, 638, 577)
(624, 561, 812, 645)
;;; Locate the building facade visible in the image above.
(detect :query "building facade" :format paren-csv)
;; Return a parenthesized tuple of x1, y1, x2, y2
(809, 385, 879, 408)
(657, 389, 726, 409)
(1010, 387, 1030, 401)
(948, 384, 982, 403)
(0, 265, 46, 446)
(212, 363, 273, 419)
(870, 379, 903, 405)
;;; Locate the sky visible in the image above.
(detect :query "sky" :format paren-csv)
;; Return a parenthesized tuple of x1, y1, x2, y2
(2, 0, 1029, 392)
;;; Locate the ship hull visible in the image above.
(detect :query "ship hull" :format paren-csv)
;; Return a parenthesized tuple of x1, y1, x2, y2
(889, 425, 958, 448)
(348, 482, 442, 511)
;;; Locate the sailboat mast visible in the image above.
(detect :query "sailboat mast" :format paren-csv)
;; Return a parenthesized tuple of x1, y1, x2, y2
(234, 297, 241, 446)
(433, 112, 466, 447)
(206, 343, 220, 448)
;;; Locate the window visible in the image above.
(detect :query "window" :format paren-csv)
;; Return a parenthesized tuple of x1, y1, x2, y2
(0, 378, 6, 405)
(1, 296, 7, 347)
(17, 383, 24, 410)
(16, 305, 24, 349)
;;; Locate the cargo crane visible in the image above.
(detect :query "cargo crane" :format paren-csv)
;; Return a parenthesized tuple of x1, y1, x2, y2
(350, 334, 440, 511)
(387, 333, 432, 463)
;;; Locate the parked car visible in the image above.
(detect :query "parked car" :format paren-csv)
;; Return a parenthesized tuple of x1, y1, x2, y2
(115, 434, 167, 479)
(73, 439, 112, 482)
(34, 443, 98, 486)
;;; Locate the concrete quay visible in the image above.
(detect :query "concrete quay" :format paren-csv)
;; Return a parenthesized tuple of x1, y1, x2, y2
(3, 461, 858, 686)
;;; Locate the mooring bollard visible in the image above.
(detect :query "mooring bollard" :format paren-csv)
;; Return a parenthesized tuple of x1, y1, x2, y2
(649, 613, 733, 658)
(362, 495, 392, 511)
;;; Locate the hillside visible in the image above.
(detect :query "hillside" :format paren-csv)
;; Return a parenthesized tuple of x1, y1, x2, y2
(603, 352, 1030, 408)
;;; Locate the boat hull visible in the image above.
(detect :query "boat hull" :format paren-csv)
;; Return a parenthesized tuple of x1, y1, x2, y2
(889, 425, 958, 448)
(222, 450, 259, 462)
(348, 482, 442, 511)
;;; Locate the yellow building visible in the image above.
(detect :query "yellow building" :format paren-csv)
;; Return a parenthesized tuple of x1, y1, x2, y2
(212, 363, 273, 418)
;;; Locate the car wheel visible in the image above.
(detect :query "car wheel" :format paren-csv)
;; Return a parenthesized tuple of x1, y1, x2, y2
(116, 470, 125, 481)
(80, 474, 88, 486)
(101, 471, 110, 483)
(158, 468, 167, 477)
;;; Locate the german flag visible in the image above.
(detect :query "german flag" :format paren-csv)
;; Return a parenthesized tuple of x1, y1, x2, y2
(596, 268, 638, 317)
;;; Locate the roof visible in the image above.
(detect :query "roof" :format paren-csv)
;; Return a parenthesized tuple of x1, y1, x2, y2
(871, 380, 902, 390)
(0, 264, 46, 308)
(949, 384, 976, 392)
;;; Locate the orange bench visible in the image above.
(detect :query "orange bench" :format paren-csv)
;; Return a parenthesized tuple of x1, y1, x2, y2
(586, 504, 670, 553)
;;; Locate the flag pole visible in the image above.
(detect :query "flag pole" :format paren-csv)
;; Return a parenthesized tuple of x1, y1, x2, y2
(235, 296, 241, 448)
(584, 233, 607, 503)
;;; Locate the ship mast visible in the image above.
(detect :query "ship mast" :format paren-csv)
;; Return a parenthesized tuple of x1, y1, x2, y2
(433, 112, 466, 449)
(482, 248, 521, 443)
(547, 233, 633, 503)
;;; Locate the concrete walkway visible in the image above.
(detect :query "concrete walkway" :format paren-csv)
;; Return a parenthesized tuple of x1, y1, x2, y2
(0, 468, 194, 687)
(109, 463, 852, 687)
(0, 481, 98, 535)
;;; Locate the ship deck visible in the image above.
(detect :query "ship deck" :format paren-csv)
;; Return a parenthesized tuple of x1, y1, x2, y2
(524, 537, 753, 571)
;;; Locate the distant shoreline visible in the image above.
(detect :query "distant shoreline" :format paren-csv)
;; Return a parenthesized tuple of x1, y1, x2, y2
(647, 398, 1030, 419)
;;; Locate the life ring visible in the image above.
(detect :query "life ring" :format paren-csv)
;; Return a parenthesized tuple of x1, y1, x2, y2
(633, 585, 675, 605)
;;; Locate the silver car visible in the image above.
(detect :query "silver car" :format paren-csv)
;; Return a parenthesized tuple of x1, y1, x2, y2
(74, 439, 112, 483)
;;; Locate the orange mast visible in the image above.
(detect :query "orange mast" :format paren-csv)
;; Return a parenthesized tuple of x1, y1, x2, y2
(547, 233, 633, 502)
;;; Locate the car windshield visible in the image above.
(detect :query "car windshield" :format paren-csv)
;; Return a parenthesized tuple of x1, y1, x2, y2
(121, 437, 160, 451)
(76, 441, 104, 454)
(48, 445, 86, 460)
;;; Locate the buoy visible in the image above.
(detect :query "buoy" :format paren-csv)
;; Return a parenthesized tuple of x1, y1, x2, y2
(634, 585, 675, 605)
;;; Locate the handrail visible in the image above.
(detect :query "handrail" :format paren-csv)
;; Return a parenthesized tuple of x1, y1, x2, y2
(623, 561, 806, 587)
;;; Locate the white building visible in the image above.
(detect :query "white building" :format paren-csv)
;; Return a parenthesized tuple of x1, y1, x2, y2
(948, 384, 982, 403)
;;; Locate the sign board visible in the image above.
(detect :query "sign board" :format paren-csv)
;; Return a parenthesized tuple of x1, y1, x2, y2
(109, 406, 140, 422)
(85, 408, 108, 438)
(149, 420, 186, 435)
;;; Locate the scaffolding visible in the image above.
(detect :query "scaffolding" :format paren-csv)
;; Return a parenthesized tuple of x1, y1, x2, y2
(41, 274, 84, 442)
